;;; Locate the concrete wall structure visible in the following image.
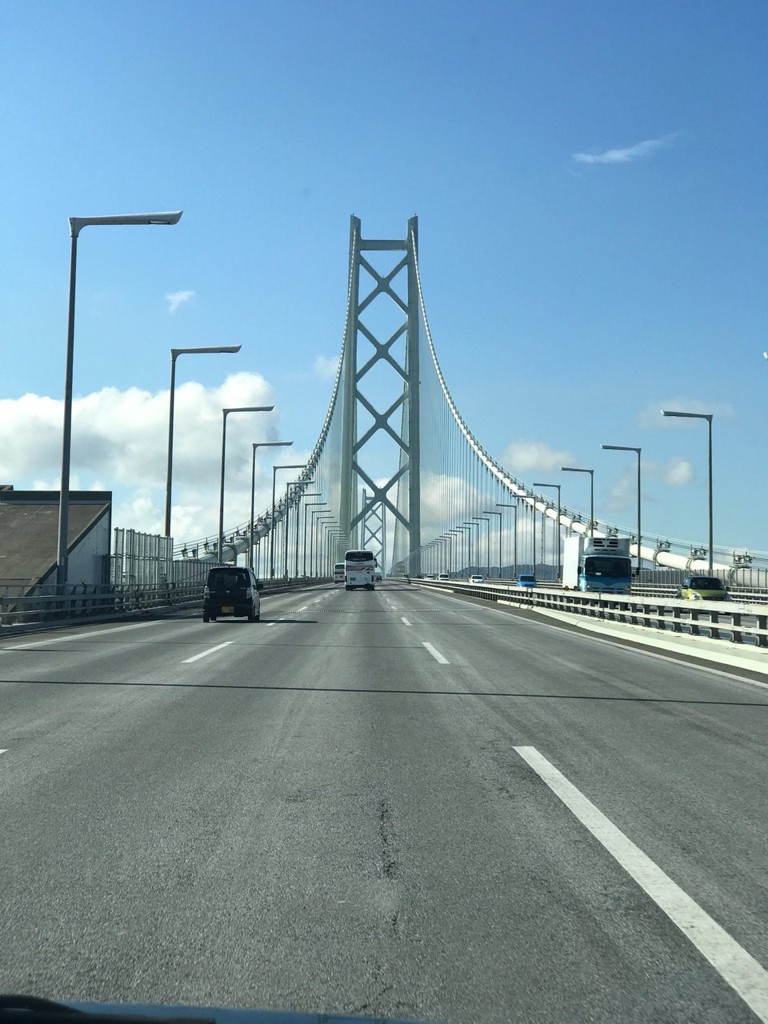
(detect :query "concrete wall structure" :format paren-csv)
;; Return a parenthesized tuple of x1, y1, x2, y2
(0, 488, 112, 590)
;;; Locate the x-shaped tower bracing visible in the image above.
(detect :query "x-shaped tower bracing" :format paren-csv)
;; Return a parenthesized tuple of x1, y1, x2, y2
(339, 216, 421, 574)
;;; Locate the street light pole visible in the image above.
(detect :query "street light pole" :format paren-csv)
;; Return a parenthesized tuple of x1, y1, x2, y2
(440, 533, 448, 576)
(295, 490, 320, 577)
(496, 502, 518, 578)
(250, 441, 293, 569)
(57, 210, 182, 588)
(303, 500, 326, 577)
(454, 525, 471, 575)
(325, 532, 342, 581)
(661, 411, 714, 572)
(270, 463, 305, 578)
(323, 526, 343, 578)
(219, 406, 274, 564)
(284, 479, 315, 578)
(311, 512, 334, 577)
(425, 540, 435, 575)
(294, 491, 320, 577)
(463, 521, 478, 575)
(165, 346, 241, 537)
(561, 467, 595, 537)
(472, 516, 491, 576)
(446, 530, 459, 576)
(533, 483, 562, 580)
(601, 445, 642, 580)
(482, 511, 503, 579)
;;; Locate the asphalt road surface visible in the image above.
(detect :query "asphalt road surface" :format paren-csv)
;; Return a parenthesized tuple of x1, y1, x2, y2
(2, 581, 768, 1023)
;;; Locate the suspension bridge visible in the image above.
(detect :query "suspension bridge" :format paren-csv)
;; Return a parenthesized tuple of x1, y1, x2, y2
(6, 231, 768, 1024)
(175, 216, 758, 582)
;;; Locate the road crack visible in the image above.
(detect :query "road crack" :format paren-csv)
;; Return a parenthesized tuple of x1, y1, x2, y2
(377, 798, 399, 880)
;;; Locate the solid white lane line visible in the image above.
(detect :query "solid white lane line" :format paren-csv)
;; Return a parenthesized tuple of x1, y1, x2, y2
(182, 641, 233, 664)
(4, 620, 162, 651)
(422, 641, 449, 664)
(0, 749, 7, 755)
(401, 617, 412, 626)
(514, 745, 768, 1022)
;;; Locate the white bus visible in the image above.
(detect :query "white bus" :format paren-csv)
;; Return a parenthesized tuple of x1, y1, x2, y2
(345, 549, 377, 591)
(333, 562, 345, 584)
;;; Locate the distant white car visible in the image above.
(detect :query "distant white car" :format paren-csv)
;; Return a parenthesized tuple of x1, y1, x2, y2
(469, 574, 485, 583)
(437, 573, 451, 581)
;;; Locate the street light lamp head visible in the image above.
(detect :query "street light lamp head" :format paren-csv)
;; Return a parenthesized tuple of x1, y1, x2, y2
(70, 211, 183, 237)
(147, 213, 183, 225)
(173, 345, 241, 357)
(662, 409, 713, 423)
(224, 405, 275, 415)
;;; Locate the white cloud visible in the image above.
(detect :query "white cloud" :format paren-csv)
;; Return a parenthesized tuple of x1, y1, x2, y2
(660, 457, 693, 486)
(635, 457, 695, 488)
(604, 470, 634, 513)
(166, 289, 195, 314)
(500, 440, 574, 474)
(0, 373, 290, 541)
(573, 135, 673, 166)
(313, 355, 339, 381)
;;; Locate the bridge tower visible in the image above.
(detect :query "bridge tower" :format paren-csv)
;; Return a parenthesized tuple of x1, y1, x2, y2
(339, 216, 421, 575)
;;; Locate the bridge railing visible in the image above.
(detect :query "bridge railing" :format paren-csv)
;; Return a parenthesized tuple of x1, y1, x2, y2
(0, 576, 329, 632)
(0, 581, 203, 628)
(411, 576, 768, 604)
(411, 578, 768, 648)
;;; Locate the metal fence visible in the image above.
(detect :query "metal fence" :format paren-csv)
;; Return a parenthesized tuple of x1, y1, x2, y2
(110, 527, 211, 586)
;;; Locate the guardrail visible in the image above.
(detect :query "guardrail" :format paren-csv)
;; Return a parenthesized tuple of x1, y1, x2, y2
(412, 577, 768, 604)
(0, 581, 203, 629)
(411, 578, 768, 648)
(0, 577, 329, 633)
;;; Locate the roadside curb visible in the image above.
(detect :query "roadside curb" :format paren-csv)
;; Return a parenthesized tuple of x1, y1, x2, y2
(525, 604, 768, 677)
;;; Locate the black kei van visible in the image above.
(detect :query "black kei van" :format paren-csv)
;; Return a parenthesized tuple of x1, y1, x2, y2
(203, 566, 262, 622)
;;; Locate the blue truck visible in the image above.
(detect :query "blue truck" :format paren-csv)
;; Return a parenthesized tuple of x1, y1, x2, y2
(562, 535, 632, 594)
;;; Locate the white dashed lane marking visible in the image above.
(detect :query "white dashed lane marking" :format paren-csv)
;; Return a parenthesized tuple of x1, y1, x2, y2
(422, 642, 449, 664)
(4, 620, 162, 651)
(182, 641, 233, 664)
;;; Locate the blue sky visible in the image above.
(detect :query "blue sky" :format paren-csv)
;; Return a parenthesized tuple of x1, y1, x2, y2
(1, 0, 766, 553)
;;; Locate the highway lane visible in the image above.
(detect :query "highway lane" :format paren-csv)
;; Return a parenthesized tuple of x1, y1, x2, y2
(1, 581, 767, 1023)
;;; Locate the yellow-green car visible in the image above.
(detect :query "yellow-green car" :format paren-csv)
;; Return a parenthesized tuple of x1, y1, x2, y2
(678, 575, 730, 601)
